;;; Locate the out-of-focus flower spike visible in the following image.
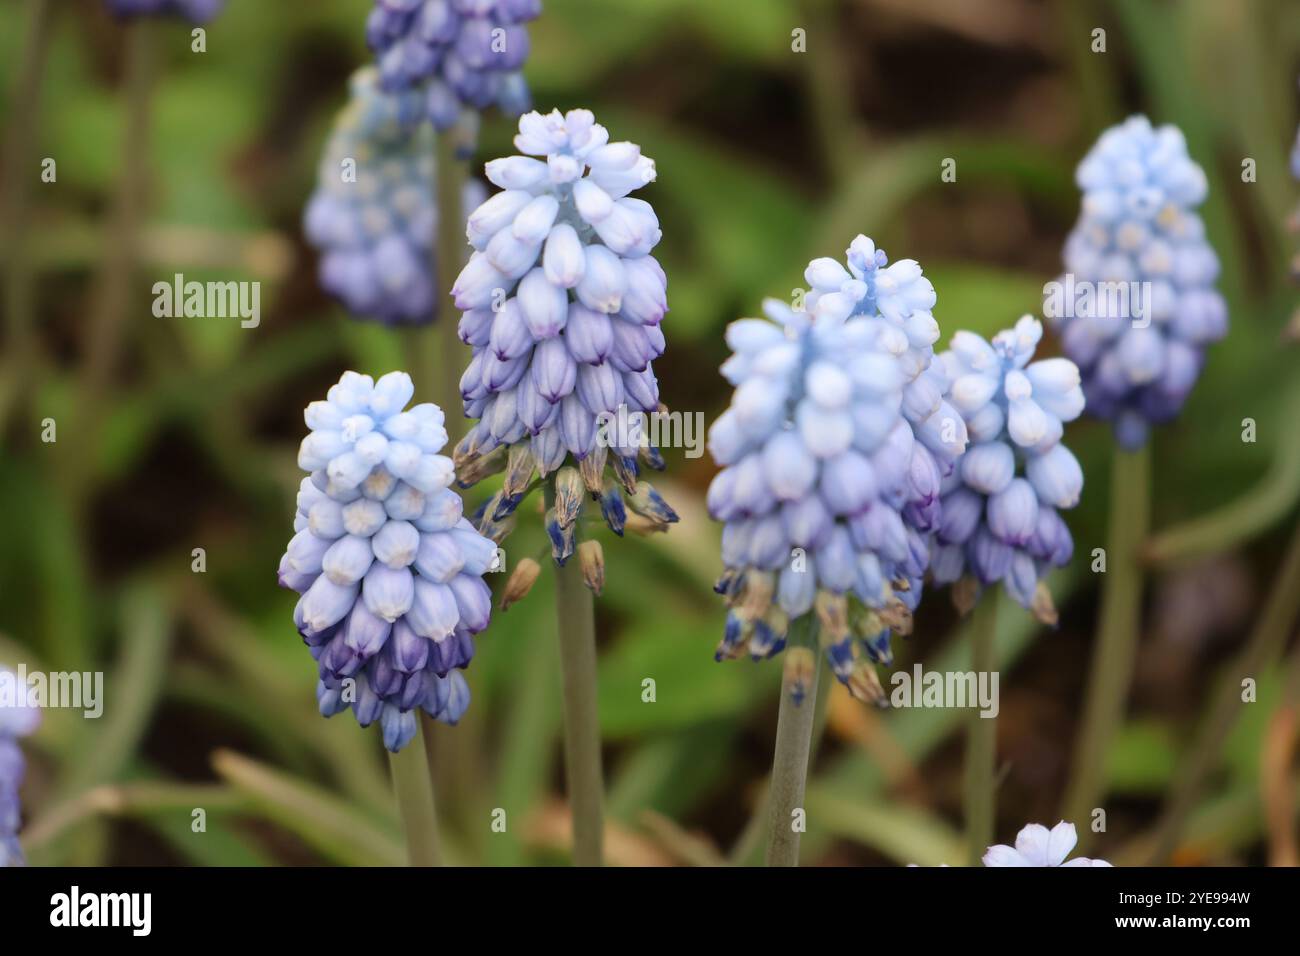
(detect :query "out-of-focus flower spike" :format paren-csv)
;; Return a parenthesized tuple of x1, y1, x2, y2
(366, 1, 541, 147)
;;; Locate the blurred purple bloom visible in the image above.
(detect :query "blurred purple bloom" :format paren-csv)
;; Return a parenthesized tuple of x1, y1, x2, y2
(304, 70, 485, 326)
(1052, 116, 1226, 450)
(367, 0, 541, 148)
(104, 0, 226, 22)
(0, 667, 40, 868)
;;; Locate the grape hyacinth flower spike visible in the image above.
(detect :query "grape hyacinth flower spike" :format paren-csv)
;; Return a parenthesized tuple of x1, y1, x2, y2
(929, 315, 1085, 625)
(103, 0, 226, 21)
(279, 371, 497, 754)
(452, 108, 676, 566)
(367, 0, 542, 153)
(1056, 118, 1224, 840)
(1052, 115, 1227, 450)
(1, 666, 41, 868)
(305, 69, 486, 326)
(451, 108, 671, 866)
(924, 315, 1084, 864)
(708, 238, 966, 710)
(708, 239, 967, 867)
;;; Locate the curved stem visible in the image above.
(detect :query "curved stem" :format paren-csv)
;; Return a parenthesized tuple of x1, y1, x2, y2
(1145, 516, 1300, 863)
(964, 594, 998, 865)
(765, 616, 821, 867)
(388, 722, 442, 866)
(1143, 379, 1300, 567)
(82, 18, 154, 407)
(1061, 445, 1150, 844)
(546, 483, 605, 865)
(0, 0, 56, 433)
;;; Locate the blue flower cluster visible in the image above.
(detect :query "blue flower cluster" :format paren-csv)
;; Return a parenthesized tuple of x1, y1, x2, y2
(707, 237, 967, 704)
(929, 316, 1085, 622)
(305, 70, 485, 326)
(367, 0, 541, 147)
(451, 109, 676, 565)
(279, 371, 497, 752)
(1, 668, 39, 868)
(104, 0, 225, 21)
(1053, 116, 1227, 449)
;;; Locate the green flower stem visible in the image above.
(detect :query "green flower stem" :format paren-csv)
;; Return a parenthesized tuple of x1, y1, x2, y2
(1061, 444, 1151, 843)
(387, 721, 442, 867)
(82, 18, 155, 409)
(0, 0, 56, 433)
(545, 482, 605, 865)
(729, 651, 830, 866)
(1145, 516, 1300, 863)
(433, 134, 467, 444)
(765, 615, 821, 867)
(964, 593, 999, 865)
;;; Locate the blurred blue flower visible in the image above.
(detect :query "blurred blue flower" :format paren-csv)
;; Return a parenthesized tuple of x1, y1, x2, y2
(982, 821, 1112, 867)
(1052, 115, 1227, 450)
(104, 0, 226, 21)
(929, 316, 1085, 622)
(367, 0, 541, 148)
(451, 108, 676, 566)
(279, 371, 497, 752)
(305, 69, 485, 326)
(708, 237, 968, 704)
(0, 667, 40, 868)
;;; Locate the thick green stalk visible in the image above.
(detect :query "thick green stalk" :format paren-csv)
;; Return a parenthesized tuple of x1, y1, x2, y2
(964, 594, 999, 865)
(1061, 445, 1150, 842)
(1145, 517, 1300, 863)
(546, 483, 605, 865)
(765, 616, 821, 867)
(388, 722, 442, 867)
(433, 135, 467, 443)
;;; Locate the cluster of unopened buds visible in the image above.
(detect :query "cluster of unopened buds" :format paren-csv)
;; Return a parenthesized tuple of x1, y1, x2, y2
(450, 108, 678, 600)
